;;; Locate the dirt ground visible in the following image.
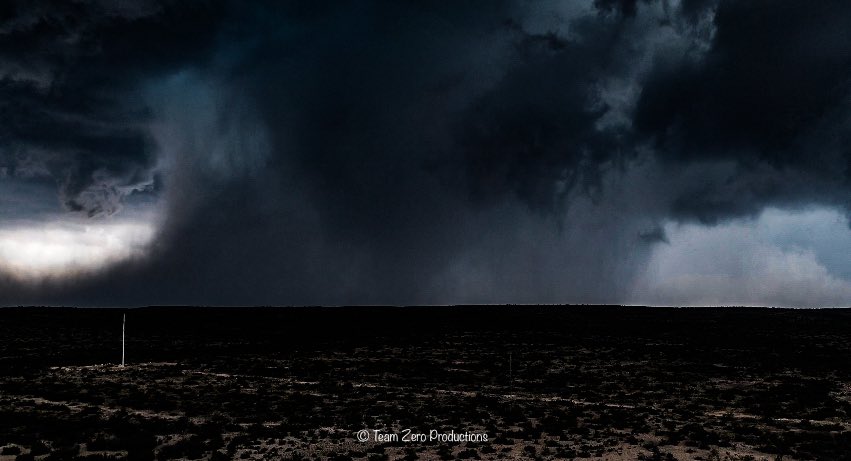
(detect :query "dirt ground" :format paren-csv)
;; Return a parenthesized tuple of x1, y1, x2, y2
(1, 306, 850, 460)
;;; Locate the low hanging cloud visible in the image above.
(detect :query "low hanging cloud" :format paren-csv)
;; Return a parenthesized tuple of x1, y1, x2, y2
(632, 208, 851, 307)
(1, 0, 851, 306)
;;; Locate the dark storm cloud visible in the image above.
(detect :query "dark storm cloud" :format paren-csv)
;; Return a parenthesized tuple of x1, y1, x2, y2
(454, 23, 621, 211)
(634, 0, 851, 223)
(0, 0, 225, 216)
(2, 0, 851, 305)
(593, 0, 646, 18)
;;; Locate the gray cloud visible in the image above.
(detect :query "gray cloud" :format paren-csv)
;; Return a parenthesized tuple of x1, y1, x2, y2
(634, 0, 851, 223)
(2, 1, 851, 306)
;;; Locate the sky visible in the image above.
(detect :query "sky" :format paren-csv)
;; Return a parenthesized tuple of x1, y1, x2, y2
(1, 0, 851, 307)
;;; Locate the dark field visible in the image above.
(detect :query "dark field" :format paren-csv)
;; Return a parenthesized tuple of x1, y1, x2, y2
(1, 307, 851, 461)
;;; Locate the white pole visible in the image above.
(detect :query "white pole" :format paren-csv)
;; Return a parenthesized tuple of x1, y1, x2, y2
(121, 313, 125, 367)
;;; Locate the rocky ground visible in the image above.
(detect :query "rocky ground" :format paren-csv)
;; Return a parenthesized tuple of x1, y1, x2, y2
(1, 306, 850, 460)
